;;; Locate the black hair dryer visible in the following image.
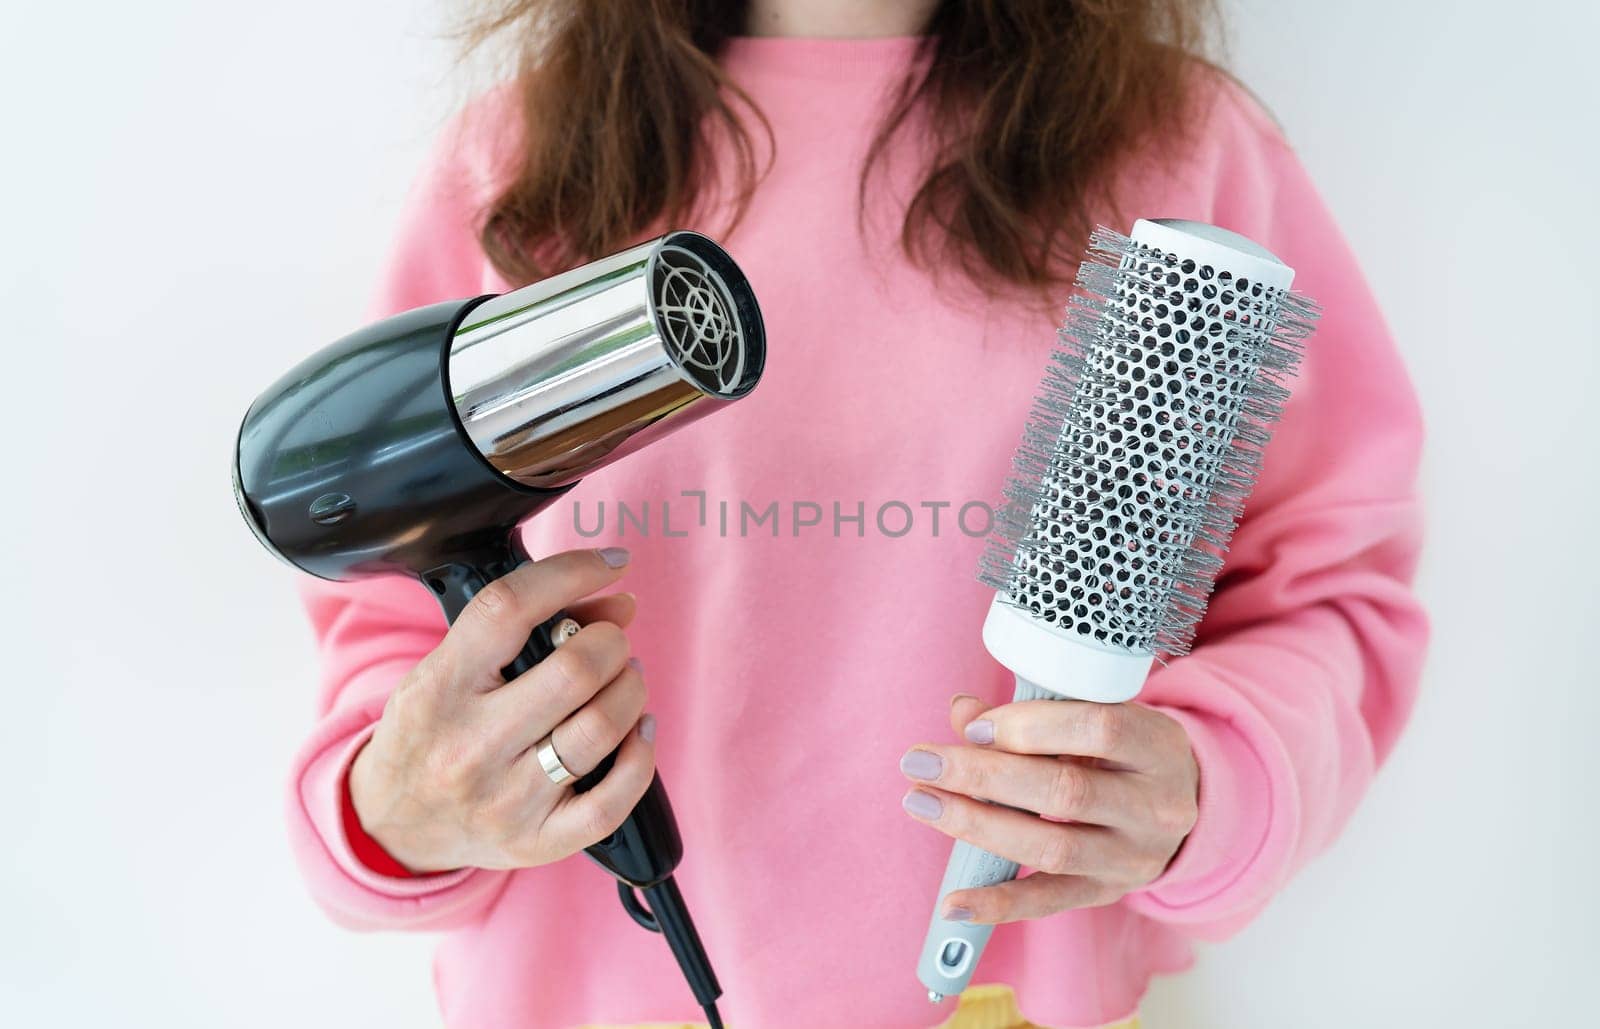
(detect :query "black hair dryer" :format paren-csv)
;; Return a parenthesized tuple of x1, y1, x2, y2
(233, 231, 765, 1025)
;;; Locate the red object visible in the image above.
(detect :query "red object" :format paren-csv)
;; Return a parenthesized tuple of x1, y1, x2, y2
(340, 768, 416, 879)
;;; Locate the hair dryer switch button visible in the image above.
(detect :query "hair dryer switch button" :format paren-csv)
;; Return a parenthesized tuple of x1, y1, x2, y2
(308, 492, 357, 526)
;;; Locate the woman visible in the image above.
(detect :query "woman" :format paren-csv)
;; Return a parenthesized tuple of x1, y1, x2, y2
(287, 2, 1427, 1027)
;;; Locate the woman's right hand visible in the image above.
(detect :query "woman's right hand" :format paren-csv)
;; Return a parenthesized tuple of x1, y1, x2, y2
(347, 547, 655, 874)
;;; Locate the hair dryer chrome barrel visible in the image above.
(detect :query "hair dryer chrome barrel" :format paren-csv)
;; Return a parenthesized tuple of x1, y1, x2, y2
(449, 230, 765, 489)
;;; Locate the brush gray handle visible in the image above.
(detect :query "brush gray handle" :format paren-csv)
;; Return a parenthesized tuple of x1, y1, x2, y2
(914, 842, 1018, 1000)
(915, 676, 1057, 1001)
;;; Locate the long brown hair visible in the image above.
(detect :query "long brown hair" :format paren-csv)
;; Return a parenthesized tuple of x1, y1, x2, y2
(463, 1, 1218, 293)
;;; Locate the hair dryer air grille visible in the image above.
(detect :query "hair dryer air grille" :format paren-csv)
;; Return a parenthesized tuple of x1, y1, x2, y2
(653, 243, 748, 398)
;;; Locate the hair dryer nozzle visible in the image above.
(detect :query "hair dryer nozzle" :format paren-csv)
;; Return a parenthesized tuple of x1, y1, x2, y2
(447, 231, 765, 489)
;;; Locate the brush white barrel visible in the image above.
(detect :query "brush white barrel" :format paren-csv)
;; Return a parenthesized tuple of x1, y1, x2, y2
(1132, 218, 1295, 293)
(915, 218, 1310, 1003)
(980, 598, 1153, 702)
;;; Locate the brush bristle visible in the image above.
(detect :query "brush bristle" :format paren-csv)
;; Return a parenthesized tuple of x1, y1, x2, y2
(979, 225, 1320, 658)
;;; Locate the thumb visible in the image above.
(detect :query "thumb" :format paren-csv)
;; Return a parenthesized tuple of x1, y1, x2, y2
(949, 693, 990, 737)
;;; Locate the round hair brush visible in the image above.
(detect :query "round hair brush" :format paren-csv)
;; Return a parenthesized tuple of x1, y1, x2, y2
(915, 219, 1321, 1002)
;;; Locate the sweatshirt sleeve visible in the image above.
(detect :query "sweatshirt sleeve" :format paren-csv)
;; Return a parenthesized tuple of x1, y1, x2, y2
(1121, 80, 1430, 938)
(282, 102, 516, 931)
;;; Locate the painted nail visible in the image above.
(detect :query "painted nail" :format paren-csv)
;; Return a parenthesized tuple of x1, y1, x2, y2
(598, 546, 631, 568)
(639, 714, 657, 743)
(902, 790, 943, 820)
(627, 656, 643, 673)
(964, 719, 996, 745)
(944, 906, 974, 923)
(899, 749, 943, 781)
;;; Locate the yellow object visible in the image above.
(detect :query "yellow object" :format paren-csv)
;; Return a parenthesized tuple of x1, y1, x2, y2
(579, 983, 1139, 1029)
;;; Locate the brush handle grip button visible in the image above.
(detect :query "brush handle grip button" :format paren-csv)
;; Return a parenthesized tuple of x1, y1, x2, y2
(939, 939, 972, 975)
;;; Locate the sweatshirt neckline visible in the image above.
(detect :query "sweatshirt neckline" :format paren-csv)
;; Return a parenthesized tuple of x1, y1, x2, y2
(720, 35, 928, 81)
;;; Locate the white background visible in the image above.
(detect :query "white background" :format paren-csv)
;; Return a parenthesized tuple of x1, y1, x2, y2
(2, 2, 1595, 1026)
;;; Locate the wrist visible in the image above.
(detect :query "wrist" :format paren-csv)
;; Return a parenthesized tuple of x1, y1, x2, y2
(347, 738, 450, 875)
(1133, 705, 1262, 904)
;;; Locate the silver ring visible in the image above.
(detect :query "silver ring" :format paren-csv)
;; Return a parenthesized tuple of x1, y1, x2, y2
(535, 734, 574, 786)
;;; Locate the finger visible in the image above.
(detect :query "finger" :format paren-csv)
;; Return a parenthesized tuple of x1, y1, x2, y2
(901, 786, 1126, 878)
(490, 621, 632, 750)
(441, 548, 630, 680)
(942, 872, 1119, 925)
(566, 592, 637, 630)
(542, 716, 657, 851)
(900, 744, 1146, 827)
(949, 693, 988, 736)
(961, 700, 1160, 767)
(545, 662, 648, 777)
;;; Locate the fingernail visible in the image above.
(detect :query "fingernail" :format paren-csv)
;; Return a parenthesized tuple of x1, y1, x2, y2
(598, 547, 630, 568)
(627, 656, 643, 673)
(899, 749, 943, 781)
(902, 790, 943, 820)
(943, 906, 974, 923)
(639, 713, 656, 743)
(964, 719, 996, 745)
(950, 693, 979, 708)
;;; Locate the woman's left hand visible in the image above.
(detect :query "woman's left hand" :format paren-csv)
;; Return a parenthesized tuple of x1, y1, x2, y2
(899, 693, 1199, 924)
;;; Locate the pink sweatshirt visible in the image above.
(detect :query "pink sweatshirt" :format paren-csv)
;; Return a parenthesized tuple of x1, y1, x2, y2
(285, 36, 1427, 1029)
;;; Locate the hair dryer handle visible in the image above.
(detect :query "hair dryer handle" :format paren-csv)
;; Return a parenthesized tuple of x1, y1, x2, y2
(420, 535, 685, 887)
(422, 535, 568, 674)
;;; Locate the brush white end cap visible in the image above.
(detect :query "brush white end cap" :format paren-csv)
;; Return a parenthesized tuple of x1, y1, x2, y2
(1131, 218, 1296, 292)
(981, 597, 1154, 703)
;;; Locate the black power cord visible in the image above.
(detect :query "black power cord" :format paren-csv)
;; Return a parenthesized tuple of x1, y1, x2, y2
(618, 881, 659, 931)
(616, 879, 724, 1027)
